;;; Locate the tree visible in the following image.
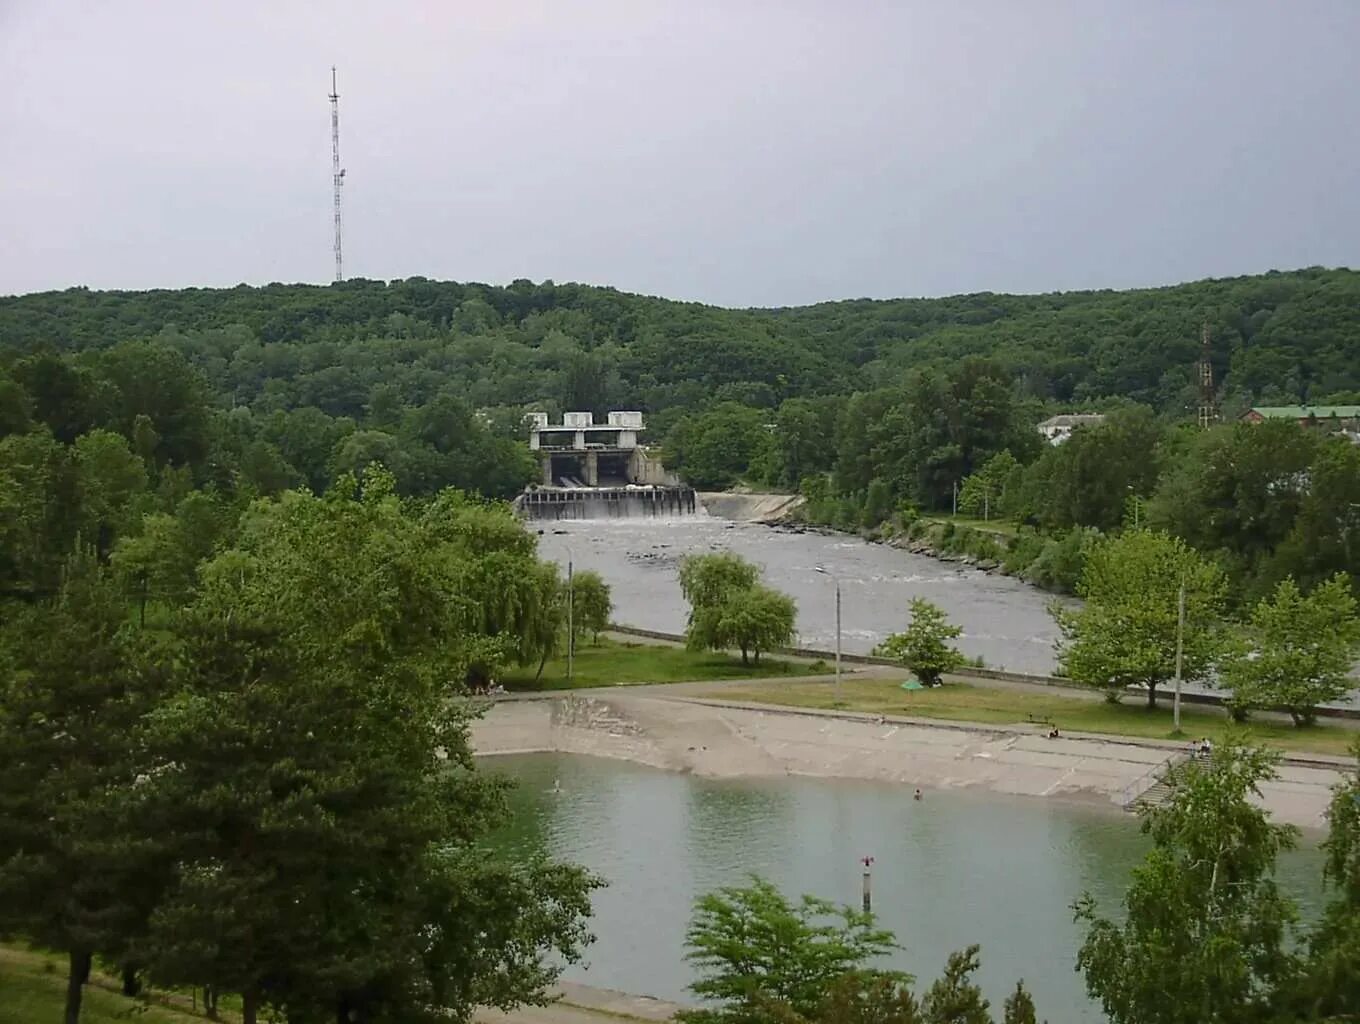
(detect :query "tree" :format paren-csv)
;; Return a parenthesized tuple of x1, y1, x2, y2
(666, 403, 777, 490)
(680, 878, 904, 1024)
(1017, 407, 1164, 532)
(679, 552, 760, 615)
(134, 473, 599, 1023)
(690, 584, 796, 665)
(570, 569, 612, 643)
(0, 429, 76, 593)
(681, 879, 1041, 1024)
(72, 428, 147, 557)
(1074, 740, 1300, 1024)
(1001, 982, 1038, 1024)
(1221, 575, 1360, 725)
(1290, 740, 1360, 1020)
(874, 599, 964, 686)
(918, 947, 991, 1024)
(958, 450, 1019, 520)
(0, 551, 168, 1024)
(679, 553, 794, 665)
(1055, 531, 1227, 708)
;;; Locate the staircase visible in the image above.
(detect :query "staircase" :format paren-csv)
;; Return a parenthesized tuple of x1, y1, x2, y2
(1120, 750, 1208, 811)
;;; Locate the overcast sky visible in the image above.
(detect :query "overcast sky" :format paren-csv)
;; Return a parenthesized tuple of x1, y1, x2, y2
(2, 1, 1358, 307)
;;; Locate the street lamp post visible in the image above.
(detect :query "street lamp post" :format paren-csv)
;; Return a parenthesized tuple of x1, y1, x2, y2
(815, 566, 842, 705)
(1172, 581, 1185, 732)
(565, 545, 575, 682)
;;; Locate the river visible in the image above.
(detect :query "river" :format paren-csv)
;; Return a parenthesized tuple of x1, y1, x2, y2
(532, 515, 1063, 675)
(487, 753, 1327, 1022)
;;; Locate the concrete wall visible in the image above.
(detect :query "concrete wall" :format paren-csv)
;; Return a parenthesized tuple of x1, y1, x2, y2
(471, 695, 1345, 829)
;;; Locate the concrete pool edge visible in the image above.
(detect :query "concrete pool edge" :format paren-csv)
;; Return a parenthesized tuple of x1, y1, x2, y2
(471, 693, 1349, 831)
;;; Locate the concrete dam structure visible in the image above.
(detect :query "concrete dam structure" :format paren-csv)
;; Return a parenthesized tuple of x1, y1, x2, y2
(515, 410, 697, 520)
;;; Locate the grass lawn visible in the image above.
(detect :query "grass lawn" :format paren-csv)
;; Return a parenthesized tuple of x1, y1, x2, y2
(0, 946, 214, 1024)
(502, 637, 830, 691)
(919, 514, 1018, 538)
(705, 677, 1360, 758)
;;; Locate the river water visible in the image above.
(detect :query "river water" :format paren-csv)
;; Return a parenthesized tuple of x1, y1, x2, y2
(533, 515, 1063, 674)
(488, 753, 1326, 1022)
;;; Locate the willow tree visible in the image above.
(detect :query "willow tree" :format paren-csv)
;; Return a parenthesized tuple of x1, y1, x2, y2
(135, 469, 598, 1023)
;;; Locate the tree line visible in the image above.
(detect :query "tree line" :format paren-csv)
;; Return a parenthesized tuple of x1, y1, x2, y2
(0, 467, 610, 1024)
(5, 270, 1359, 604)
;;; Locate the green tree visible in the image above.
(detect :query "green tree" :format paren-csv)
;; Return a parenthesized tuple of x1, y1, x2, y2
(679, 552, 760, 614)
(1055, 531, 1227, 708)
(1221, 575, 1360, 725)
(1291, 740, 1360, 1019)
(0, 551, 168, 1024)
(0, 429, 76, 593)
(72, 428, 147, 556)
(1001, 982, 1038, 1024)
(1017, 407, 1164, 532)
(679, 552, 793, 664)
(919, 947, 991, 1024)
(570, 569, 612, 643)
(958, 450, 1019, 520)
(874, 599, 964, 686)
(1074, 740, 1300, 1024)
(667, 403, 777, 490)
(690, 583, 797, 665)
(135, 472, 598, 1023)
(681, 878, 904, 1024)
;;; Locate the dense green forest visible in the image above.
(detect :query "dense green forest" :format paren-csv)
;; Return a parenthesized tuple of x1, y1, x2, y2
(2, 267, 1359, 601)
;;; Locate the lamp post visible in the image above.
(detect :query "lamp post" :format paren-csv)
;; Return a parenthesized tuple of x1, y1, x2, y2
(1172, 580, 1185, 732)
(815, 566, 841, 705)
(565, 544, 575, 682)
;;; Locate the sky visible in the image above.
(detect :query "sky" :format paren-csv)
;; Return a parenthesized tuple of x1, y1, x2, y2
(1, 1, 1358, 307)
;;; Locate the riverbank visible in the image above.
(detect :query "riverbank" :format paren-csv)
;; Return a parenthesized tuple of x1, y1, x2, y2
(472, 691, 1349, 830)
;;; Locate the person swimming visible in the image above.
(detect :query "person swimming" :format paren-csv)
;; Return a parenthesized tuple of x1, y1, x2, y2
(913, 788, 922, 800)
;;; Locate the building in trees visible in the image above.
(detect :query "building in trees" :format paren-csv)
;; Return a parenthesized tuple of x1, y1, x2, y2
(1036, 413, 1106, 445)
(1239, 404, 1360, 439)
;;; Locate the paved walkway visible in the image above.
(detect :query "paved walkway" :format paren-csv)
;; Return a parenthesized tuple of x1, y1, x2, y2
(474, 982, 682, 1024)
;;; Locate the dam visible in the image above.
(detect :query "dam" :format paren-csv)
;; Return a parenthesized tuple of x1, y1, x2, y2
(516, 410, 696, 520)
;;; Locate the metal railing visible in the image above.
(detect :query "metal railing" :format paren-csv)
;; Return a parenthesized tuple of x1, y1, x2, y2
(1119, 750, 1191, 810)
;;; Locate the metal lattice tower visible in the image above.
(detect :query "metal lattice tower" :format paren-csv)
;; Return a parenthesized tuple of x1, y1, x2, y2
(329, 66, 345, 282)
(1197, 321, 1217, 428)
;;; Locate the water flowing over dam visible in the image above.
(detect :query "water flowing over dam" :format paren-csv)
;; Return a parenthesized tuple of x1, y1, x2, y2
(516, 484, 699, 520)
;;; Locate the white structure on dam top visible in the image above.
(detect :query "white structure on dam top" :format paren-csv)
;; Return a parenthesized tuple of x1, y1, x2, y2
(525, 411, 671, 488)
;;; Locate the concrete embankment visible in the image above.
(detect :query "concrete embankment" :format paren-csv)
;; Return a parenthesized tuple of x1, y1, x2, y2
(472, 693, 1347, 830)
(698, 491, 804, 523)
(475, 982, 684, 1024)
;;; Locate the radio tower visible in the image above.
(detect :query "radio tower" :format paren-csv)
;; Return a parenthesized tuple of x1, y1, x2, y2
(329, 66, 345, 282)
(1196, 321, 1217, 428)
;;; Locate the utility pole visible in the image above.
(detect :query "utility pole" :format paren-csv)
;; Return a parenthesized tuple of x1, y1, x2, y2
(952, 480, 958, 517)
(816, 567, 841, 705)
(329, 66, 345, 282)
(567, 549, 575, 681)
(860, 856, 874, 913)
(1173, 582, 1186, 732)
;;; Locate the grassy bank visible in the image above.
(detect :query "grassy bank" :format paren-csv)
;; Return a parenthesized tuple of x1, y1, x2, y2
(502, 637, 829, 691)
(0, 946, 214, 1024)
(704, 678, 1359, 758)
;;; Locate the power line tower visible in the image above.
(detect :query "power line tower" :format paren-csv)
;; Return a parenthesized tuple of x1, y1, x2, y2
(1197, 321, 1217, 428)
(329, 66, 345, 282)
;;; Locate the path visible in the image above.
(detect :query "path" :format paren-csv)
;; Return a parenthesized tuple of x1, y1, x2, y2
(474, 982, 682, 1024)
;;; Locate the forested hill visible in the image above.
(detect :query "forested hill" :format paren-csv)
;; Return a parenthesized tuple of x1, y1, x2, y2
(3, 266, 1359, 423)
